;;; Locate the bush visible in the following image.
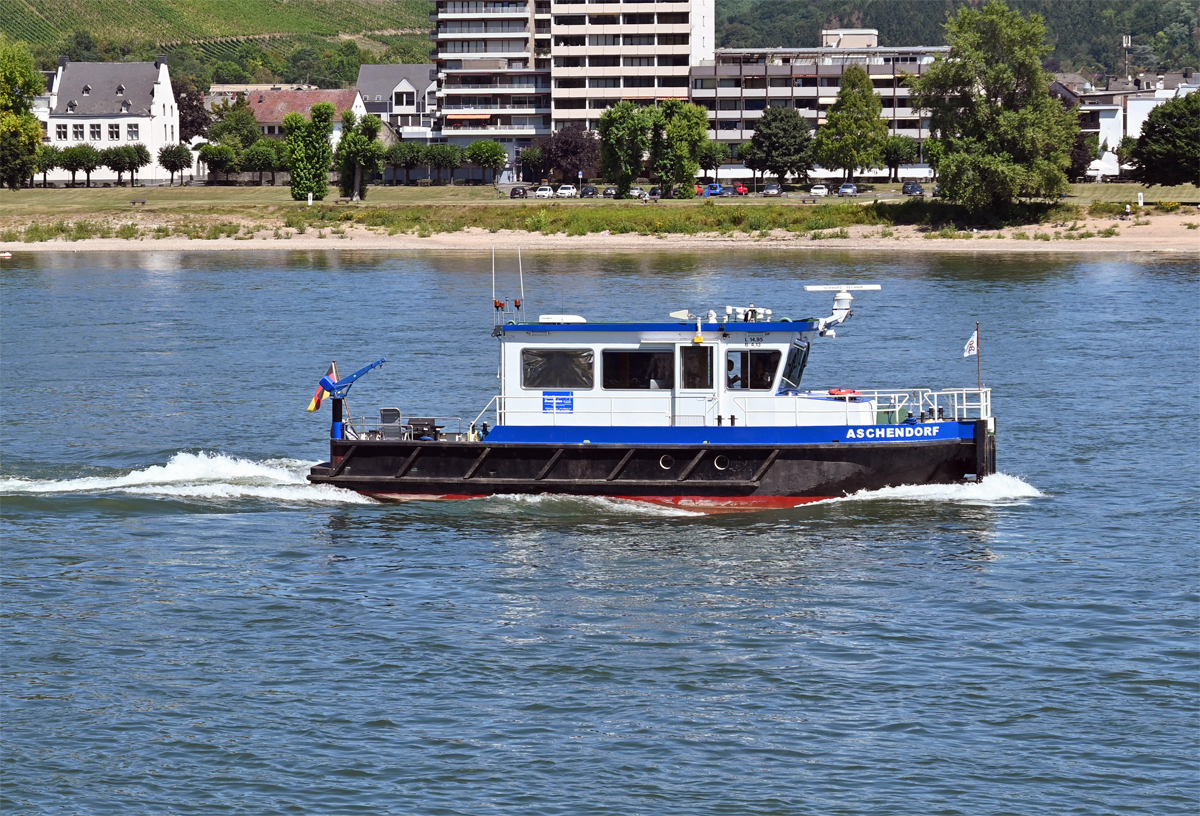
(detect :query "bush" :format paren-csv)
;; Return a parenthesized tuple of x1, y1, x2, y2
(1156, 201, 1181, 212)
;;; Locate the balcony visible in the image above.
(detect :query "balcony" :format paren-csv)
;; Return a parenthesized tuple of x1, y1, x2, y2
(441, 83, 550, 91)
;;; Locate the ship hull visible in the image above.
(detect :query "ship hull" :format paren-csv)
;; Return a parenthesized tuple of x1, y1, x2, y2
(307, 419, 997, 509)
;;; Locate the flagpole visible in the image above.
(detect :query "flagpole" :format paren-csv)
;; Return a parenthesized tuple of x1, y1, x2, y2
(976, 321, 982, 391)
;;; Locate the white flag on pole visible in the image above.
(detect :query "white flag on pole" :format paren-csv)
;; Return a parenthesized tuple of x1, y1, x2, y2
(963, 330, 978, 357)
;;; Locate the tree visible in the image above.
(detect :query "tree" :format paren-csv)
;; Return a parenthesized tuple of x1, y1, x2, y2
(64, 30, 100, 62)
(1068, 131, 1100, 180)
(242, 139, 277, 186)
(751, 106, 815, 184)
(545, 121, 600, 184)
(385, 141, 424, 185)
(172, 74, 210, 142)
(0, 34, 45, 191)
(158, 143, 193, 186)
(74, 143, 102, 187)
(465, 140, 508, 184)
(129, 143, 151, 186)
(814, 65, 886, 181)
(908, 0, 1078, 213)
(426, 143, 465, 184)
(35, 143, 60, 187)
(335, 110, 385, 199)
(697, 140, 730, 183)
(199, 142, 238, 183)
(1115, 135, 1138, 171)
(283, 101, 335, 200)
(209, 95, 261, 151)
(102, 145, 134, 186)
(1129, 91, 1199, 187)
(519, 146, 545, 181)
(648, 99, 710, 197)
(881, 134, 919, 182)
(739, 141, 768, 192)
(598, 101, 654, 197)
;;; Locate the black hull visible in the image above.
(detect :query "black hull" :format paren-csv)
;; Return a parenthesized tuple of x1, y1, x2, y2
(307, 420, 997, 509)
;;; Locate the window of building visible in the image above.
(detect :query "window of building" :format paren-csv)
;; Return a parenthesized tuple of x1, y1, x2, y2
(554, 14, 584, 25)
(556, 77, 586, 88)
(623, 56, 654, 67)
(718, 119, 740, 130)
(555, 98, 586, 109)
(769, 77, 790, 87)
(555, 35, 586, 47)
(127, 123, 139, 140)
(693, 78, 716, 89)
(743, 120, 755, 131)
(624, 35, 654, 46)
(589, 34, 620, 46)
(659, 55, 689, 66)
(590, 55, 620, 67)
(72, 124, 84, 139)
(554, 57, 583, 68)
(796, 99, 817, 110)
(395, 91, 416, 107)
(624, 76, 655, 88)
(695, 99, 715, 110)
(88, 124, 100, 140)
(590, 98, 619, 109)
(658, 76, 688, 87)
(717, 78, 740, 88)
(588, 14, 618, 24)
(820, 77, 840, 87)
(602, 350, 673, 390)
(56, 124, 67, 140)
(108, 124, 120, 140)
(680, 346, 713, 390)
(795, 77, 817, 87)
(744, 98, 766, 110)
(726, 350, 780, 390)
(743, 77, 766, 89)
(622, 13, 653, 24)
(522, 349, 594, 389)
(768, 98, 791, 107)
(82, 84, 91, 96)
(116, 84, 125, 95)
(589, 77, 620, 88)
(657, 12, 688, 24)
(718, 99, 740, 110)
(658, 34, 689, 46)
(872, 78, 893, 89)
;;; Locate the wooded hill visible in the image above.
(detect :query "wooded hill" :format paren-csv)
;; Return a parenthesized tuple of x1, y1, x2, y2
(716, 0, 1199, 76)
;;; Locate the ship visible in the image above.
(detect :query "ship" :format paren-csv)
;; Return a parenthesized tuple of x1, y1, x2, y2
(307, 284, 996, 510)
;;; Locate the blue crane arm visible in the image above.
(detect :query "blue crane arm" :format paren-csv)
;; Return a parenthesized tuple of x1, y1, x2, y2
(320, 358, 386, 399)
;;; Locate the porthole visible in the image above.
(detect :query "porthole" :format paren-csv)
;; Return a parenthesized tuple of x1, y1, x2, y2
(659, 454, 675, 469)
(713, 454, 730, 471)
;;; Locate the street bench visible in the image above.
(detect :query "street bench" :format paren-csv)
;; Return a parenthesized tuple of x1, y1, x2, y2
(130, 198, 147, 205)
(794, 196, 819, 204)
(335, 197, 353, 204)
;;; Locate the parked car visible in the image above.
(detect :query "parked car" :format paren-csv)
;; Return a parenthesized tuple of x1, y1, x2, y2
(556, 184, 578, 198)
(718, 186, 736, 197)
(628, 186, 648, 199)
(932, 184, 941, 197)
(702, 183, 724, 197)
(810, 184, 828, 197)
(649, 186, 662, 197)
(580, 185, 599, 198)
(602, 186, 617, 198)
(534, 185, 555, 199)
(695, 183, 704, 196)
(763, 183, 783, 197)
(509, 186, 527, 199)
(733, 183, 749, 195)
(902, 182, 925, 196)
(838, 183, 858, 197)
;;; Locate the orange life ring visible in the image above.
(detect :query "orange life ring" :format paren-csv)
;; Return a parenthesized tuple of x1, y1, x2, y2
(828, 388, 862, 396)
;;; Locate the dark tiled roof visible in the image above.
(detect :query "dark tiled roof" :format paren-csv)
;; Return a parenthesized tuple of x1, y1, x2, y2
(52, 61, 160, 116)
(247, 89, 362, 123)
(355, 64, 435, 105)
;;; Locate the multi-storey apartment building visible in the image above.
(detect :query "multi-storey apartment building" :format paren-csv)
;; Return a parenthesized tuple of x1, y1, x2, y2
(689, 31, 947, 153)
(549, 0, 714, 131)
(431, 0, 554, 162)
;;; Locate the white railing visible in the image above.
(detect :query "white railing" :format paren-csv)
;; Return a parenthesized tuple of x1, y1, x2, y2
(442, 103, 548, 110)
(344, 415, 466, 440)
(442, 83, 551, 90)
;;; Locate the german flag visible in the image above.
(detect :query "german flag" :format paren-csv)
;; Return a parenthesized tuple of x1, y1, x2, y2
(307, 362, 338, 412)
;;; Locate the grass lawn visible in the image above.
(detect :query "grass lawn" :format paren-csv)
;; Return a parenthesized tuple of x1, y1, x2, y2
(1067, 182, 1200, 204)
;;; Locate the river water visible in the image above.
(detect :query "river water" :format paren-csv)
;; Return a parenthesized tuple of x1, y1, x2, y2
(2, 249, 1196, 815)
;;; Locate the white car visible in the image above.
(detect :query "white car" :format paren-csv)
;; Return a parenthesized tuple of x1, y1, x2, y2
(534, 186, 555, 199)
(810, 185, 828, 197)
(627, 186, 647, 199)
(555, 185, 578, 198)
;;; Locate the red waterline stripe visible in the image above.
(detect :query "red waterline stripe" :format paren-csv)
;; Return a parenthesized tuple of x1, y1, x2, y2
(363, 491, 834, 511)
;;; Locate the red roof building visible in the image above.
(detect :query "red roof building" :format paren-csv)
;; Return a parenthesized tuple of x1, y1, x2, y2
(247, 89, 367, 142)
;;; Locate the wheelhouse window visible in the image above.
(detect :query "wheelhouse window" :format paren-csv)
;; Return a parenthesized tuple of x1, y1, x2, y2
(779, 338, 810, 389)
(521, 348, 593, 389)
(602, 350, 673, 390)
(680, 346, 713, 389)
(726, 350, 781, 390)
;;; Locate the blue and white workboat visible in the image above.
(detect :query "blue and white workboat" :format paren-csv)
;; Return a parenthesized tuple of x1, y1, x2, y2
(307, 285, 997, 509)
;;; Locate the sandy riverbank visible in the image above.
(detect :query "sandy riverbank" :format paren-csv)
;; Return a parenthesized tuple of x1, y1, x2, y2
(2, 213, 1197, 254)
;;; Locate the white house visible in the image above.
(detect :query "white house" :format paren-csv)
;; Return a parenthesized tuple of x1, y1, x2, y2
(36, 56, 181, 186)
(354, 64, 436, 140)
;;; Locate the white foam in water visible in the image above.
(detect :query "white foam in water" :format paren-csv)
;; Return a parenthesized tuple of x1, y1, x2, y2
(818, 472, 1042, 507)
(482, 493, 704, 517)
(0, 452, 374, 504)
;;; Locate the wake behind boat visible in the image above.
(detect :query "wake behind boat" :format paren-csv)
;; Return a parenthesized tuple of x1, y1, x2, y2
(306, 285, 996, 509)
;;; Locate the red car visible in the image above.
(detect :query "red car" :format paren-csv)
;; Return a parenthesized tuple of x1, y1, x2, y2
(733, 183, 749, 195)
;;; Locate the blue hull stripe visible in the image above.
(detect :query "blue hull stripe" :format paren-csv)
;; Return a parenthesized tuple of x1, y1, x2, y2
(502, 321, 818, 334)
(484, 422, 973, 446)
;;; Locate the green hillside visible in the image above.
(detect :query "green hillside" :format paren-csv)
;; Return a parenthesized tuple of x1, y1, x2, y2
(715, 0, 1200, 76)
(2, 0, 430, 45)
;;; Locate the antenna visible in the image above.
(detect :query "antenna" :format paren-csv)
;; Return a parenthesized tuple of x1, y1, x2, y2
(518, 245, 525, 304)
(804, 285, 882, 292)
(491, 245, 496, 304)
